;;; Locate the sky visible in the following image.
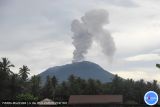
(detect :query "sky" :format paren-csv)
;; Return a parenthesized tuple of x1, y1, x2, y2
(0, 0, 160, 81)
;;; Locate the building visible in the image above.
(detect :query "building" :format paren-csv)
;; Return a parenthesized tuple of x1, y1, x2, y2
(38, 98, 56, 105)
(69, 95, 123, 104)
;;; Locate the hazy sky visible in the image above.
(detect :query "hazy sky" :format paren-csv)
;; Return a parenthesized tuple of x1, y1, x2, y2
(0, 0, 160, 81)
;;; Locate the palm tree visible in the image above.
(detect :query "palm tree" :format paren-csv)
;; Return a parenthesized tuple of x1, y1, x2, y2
(0, 58, 14, 99)
(156, 64, 160, 69)
(0, 57, 14, 75)
(19, 65, 30, 81)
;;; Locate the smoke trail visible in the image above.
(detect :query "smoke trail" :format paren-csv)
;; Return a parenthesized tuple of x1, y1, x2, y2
(71, 9, 116, 63)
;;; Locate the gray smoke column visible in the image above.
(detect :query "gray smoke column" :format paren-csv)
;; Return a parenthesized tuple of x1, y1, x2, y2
(71, 9, 116, 63)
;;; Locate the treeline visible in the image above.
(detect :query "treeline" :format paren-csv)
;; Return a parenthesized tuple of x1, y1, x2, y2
(0, 57, 160, 104)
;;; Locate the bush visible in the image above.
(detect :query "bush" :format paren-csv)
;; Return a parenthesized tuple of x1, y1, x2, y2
(16, 93, 38, 101)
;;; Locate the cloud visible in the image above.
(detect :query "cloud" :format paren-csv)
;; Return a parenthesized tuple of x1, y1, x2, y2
(0, 0, 74, 51)
(151, 49, 160, 54)
(125, 54, 160, 62)
(0, 0, 160, 80)
(101, 0, 138, 7)
(113, 67, 160, 81)
(0, 40, 74, 75)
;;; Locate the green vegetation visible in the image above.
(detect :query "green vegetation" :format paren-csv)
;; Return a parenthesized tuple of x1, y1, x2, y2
(156, 64, 160, 69)
(0, 57, 160, 104)
(16, 93, 38, 101)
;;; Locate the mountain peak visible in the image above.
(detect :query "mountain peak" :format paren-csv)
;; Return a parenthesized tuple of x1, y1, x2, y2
(39, 61, 114, 84)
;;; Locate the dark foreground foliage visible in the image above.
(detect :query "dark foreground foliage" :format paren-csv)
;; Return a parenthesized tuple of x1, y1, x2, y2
(0, 57, 160, 104)
(0, 103, 160, 107)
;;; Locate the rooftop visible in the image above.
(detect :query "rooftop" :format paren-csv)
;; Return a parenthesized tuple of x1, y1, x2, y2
(69, 95, 123, 104)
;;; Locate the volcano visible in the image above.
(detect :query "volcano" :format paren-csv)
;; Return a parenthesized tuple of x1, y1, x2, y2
(39, 61, 114, 84)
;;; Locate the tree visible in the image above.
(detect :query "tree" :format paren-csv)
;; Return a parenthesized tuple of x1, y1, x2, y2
(151, 80, 159, 92)
(68, 74, 76, 84)
(51, 75, 58, 88)
(0, 57, 15, 100)
(30, 75, 41, 97)
(0, 57, 14, 75)
(123, 79, 135, 103)
(51, 76, 58, 98)
(68, 75, 82, 94)
(10, 74, 21, 99)
(111, 75, 124, 94)
(134, 79, 146, 104)
(156, 64, 160, 69)
(19, 65, 30, 81)
(86, 79, 99, 94)
(18, 65, 30, 94)
(55, 81, 69, 101)
(42, 76, 54, 99)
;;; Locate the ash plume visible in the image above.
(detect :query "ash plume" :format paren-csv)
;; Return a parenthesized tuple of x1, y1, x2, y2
(71, 9, 116, 63)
